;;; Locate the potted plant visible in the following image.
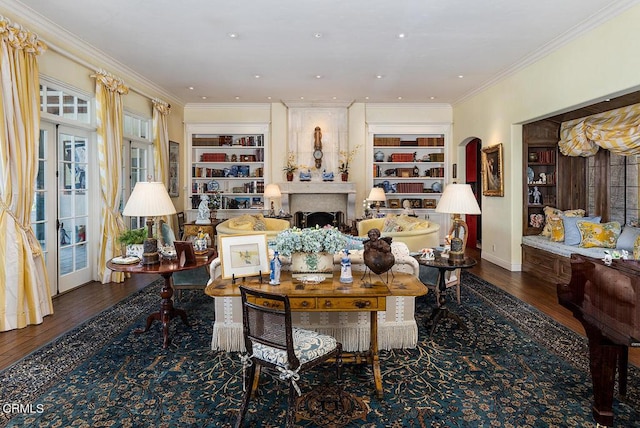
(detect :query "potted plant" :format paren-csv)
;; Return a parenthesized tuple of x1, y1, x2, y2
(118, 228, 147, 258)
(273, 226, 347, 279)
(338, 144, 361, 181)
(283, 151, 298, 181)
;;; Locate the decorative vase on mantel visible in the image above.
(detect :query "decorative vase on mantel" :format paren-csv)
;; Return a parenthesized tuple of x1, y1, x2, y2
(291, 252, 334, 279)
(286, 172, 294, 182)
(341, 172, 348, 182)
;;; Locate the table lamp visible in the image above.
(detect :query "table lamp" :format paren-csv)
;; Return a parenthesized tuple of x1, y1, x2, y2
(435, 183, 481, 263)
(122, 181, 177, 265)
(264, 183, 281, 217)
(368, 187, 386, 217)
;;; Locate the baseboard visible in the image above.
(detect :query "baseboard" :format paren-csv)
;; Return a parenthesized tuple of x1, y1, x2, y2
(481, 252, 521, 272)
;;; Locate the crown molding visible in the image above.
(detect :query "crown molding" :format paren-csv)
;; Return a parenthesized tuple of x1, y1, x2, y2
(2, 0, 184, 107)
(184, 103, 272, 110)
(453, 0, 640, 105)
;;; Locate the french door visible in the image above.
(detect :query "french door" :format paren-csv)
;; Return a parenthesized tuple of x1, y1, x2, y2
(35, 123, 93, 294)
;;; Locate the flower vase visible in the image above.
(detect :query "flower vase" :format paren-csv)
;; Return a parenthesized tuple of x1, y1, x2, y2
(291, 252, 334, 279)
(341, 172, 348, 182)
(286, 172, 294, 182)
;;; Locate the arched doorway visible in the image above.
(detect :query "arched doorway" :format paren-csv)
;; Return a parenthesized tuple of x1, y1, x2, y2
(463, 138, 482, 249)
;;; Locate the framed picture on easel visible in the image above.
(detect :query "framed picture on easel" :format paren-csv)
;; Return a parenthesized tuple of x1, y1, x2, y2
(218, 233, 270, 279)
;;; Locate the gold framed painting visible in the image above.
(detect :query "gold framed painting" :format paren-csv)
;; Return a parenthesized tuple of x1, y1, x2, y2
(481, 143, 504, 197)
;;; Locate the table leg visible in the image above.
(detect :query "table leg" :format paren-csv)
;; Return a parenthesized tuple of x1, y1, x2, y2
(134, 272, 189, 348)
(426, 268, 466, 335)
(370, 311, 383, 398)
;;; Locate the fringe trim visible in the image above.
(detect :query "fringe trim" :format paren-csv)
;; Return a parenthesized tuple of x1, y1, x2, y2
(210, 320, 418, 353)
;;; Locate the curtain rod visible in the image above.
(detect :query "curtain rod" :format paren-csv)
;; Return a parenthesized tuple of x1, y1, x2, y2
(46, 40, 160, 103)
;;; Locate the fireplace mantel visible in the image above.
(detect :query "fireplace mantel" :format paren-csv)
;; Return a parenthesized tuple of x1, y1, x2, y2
(279, 181, 356, 222)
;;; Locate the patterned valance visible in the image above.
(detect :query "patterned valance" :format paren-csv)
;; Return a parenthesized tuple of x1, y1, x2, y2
(558, 103, 640, 157)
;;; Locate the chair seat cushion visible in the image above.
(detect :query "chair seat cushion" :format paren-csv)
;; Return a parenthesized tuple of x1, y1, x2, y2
(252, 327, 338, 367)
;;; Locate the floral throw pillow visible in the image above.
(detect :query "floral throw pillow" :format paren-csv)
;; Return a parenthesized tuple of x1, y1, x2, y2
(548, 216, 564, 242)
(577, 221, 621, 248)
(382, 215, 403, 232)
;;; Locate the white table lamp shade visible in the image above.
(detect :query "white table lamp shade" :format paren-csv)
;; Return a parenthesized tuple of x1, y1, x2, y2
(368, 187, 386, 202)
(264, 183, 282, 199)
(435, 184, 481, 215)
(123, 181, 177, 217)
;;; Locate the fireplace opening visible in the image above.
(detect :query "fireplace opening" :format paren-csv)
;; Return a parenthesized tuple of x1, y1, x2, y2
(295, 211, 343, 229)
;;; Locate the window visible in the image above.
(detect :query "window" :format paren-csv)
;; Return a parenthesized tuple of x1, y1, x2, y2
(122, 112, 153, 229)
(40, 82, 90, 123)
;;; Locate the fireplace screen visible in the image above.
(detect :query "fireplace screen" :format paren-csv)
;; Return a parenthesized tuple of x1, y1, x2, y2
(295, 211, 343, 229)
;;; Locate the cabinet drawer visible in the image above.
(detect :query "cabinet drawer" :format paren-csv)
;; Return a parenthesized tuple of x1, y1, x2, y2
(318, 297, 382, 310)
(290, 298, 317, 310)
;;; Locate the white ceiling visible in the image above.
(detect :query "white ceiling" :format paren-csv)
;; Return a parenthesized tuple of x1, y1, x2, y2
(14, 0, 639, 105)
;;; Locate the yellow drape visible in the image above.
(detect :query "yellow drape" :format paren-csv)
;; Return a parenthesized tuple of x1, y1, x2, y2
(0, 16, 53, 331)
(94, 70, 129, 283)
(152, 99, 173, 229)
(558, 103, 640, 157)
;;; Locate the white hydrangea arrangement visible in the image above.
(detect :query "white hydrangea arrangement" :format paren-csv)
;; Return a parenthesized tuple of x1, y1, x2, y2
(273, 226, 347, 257)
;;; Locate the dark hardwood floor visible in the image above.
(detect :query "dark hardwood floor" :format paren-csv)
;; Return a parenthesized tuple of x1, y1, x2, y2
(1, 248, 637, 370)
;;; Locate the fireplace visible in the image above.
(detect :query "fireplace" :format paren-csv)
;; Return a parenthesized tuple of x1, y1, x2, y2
(279, 182, 356, 223)
(295, 211, 343, 228)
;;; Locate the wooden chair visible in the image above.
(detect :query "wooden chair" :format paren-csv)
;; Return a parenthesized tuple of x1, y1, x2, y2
(420, 266, 462, 306)
(159, 219, 210, 301)
(176, 211, 185, 239)
(236, 286, 342, 428)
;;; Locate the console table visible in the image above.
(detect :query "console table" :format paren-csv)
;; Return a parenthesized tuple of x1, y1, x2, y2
(205, 271, 426, 397)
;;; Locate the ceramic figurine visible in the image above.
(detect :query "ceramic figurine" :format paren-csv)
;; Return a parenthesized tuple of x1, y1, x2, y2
(340, 249, 353, 283)
(322, 170, 334, 181)
(269, 251, 281, 285)
(299, 169, 312, 181)
(195, 194, 211, 224)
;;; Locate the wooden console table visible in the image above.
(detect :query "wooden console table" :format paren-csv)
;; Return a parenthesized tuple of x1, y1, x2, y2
(108, 250, 215, 348)
(205, 271, 426, 397)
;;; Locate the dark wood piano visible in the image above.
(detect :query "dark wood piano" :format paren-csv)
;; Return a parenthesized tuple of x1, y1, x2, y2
(557, 253, 639, 427)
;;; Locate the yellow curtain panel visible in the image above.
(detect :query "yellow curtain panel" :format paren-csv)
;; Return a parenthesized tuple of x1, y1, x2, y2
(94, 70, 129, 284)
(0, 16, 53, 331)
(558, 103, 640, 157)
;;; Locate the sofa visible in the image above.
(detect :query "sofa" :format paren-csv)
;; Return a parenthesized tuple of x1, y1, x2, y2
(216, 213, 290, 239)
(521, 208, 640, 284)
(206, 241, 422, 353)
(357, 214, 440, 252)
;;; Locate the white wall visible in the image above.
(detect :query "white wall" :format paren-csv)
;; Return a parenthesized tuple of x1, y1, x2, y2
(453, 3, 640, 270)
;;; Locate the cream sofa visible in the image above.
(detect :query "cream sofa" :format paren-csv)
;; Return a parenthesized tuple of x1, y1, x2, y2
(357, 215, 440, 252)
(216, 214, 289, 239)
(207, 241, 421, 352)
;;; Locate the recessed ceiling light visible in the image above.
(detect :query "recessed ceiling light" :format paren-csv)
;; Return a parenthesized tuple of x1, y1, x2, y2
(201, 96, 207, 100)
(188, 86, 194, 90)
(376, 75, 383, 79)
(398, 33, 406, 39)
(458, 75, 464, 78)
(332, 96, 337, 100)
(267, 96, 272, 100)
(397, 96, 403, 100)
(430, 96, 436, 100)
(315, 75, 322, 79)
(300, 96, 304, 100)
(235, 96, 240, 100)
(314, 32, 323, 38)
(254, 75, 261, 79)
(228, 32, 238, 38)
(365, 96, 370, 100)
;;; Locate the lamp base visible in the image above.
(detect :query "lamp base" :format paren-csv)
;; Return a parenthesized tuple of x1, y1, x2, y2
(142, 237, 160, 265)
(448, 250, 465, 264)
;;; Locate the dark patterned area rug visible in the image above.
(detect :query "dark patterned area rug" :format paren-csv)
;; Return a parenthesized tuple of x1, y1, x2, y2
(1, 274, 639, 427)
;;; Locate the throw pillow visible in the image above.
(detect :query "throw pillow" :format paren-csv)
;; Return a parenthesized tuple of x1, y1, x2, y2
(253, 219, 267, 231)
(634, 234, 640, 260)
(563, 215, 601, 246)
(541, 206, 562, 236)
(616, 226, 640, 252)
(229, 214, 256, 230)
(548, 216, 564, 242)
(577, 221, 621, 248)
(395, 215, 429, 231)
(382, 215, 403, 232)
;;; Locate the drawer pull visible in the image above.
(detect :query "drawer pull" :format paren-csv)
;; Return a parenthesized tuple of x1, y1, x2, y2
(262, 301, 278, 308)
(301, 301, 309, 307)
(324, 300, 332, 307)
(354, 300, 371, 309)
